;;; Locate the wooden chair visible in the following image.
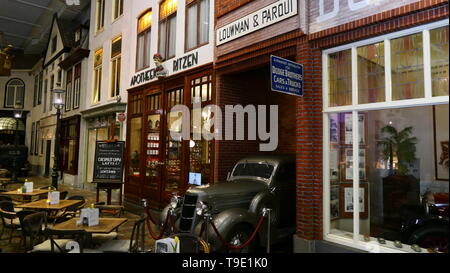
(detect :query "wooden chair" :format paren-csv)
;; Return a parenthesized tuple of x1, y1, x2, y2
(51, 195, 86, 224)
(18, 211, 47, 251)
(0, 200, 21, 243)
(31, 228, 102, 253)
(98, 218, 147, 253)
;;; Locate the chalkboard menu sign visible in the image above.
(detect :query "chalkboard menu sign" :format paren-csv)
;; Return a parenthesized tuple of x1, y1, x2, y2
(93, 141, 125, 182)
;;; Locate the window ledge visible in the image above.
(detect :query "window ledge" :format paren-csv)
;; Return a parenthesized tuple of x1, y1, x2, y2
(112, 14, 124, 24)
(325, 232, 431, 253)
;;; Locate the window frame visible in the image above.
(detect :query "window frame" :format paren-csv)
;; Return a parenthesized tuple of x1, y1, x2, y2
(185, 0, 210, 52)
(136, 9, 152, 72)
(322, 20, 449, 253)
(110, 35, 122, 98)
(96, 0, 105, 32)
(112, 0, 124, 21)
(65, 68, 73, 112)
(4, 78, 25, 109)
(73, 63, 81, 109)
(158, 0, 177, 61)
(93, 48, 103, 104)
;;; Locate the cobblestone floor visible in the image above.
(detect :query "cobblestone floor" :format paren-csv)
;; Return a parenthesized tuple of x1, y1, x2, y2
(0, 176, 157, 253)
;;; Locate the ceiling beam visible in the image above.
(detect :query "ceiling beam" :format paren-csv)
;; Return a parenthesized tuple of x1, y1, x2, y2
(0, 15, 43, 28)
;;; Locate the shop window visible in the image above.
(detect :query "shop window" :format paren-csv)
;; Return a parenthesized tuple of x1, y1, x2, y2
(96, 0, 105, 32)
(137, 10, 152, 70)
(146, 94, 162, 190)
(147, 93, 161, 111)
(130, 94, 143, 115)
(186, 0, 210, 51)
(357, 42, 385, 104)
(111, 36, 122, 98)
(113, 0, 124, 20)
(93, 48, 103, 104)
(129, 117, 142, 177)
(328, 50, 352, 107)
(65, 69, 73, 112)
(430, 27, 449, 97)
(73, 63, 81, 109)
(324, 21, 449, 253)
(190, 75, 212, 103)
(159, 0, 177, 60)
(4, 78, 25, 109)
(60, 117, 80, 175)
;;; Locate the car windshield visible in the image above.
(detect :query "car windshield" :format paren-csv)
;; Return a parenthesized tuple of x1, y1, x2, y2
(232, 162, 275, 180)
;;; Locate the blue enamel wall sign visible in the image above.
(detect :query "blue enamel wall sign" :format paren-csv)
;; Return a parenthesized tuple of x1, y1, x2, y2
(270, 55, 303, 97)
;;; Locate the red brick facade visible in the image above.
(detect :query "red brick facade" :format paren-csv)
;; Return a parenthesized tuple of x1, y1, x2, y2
(214, 0, 449, 245)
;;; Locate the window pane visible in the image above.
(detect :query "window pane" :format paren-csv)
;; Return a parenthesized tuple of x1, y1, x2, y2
(159, 22, 167, 59)
(362, 105, 448, 252)
(357, 42, 385, 104)
(168, 16, 177, 57)
(111, 59, 117, 97)
(146, 31, 151, 67)
(187, 4, 198, 49)
(199, 0, 209, 45)
(160, 0, 178, 20)
(328, 50, 352, 106)
(137, 34, 145, 69)
(328, 113, 354, 236)
(138, 10, 152, 33)
(146, 114, 161, 189)
(430, 27, 449, 97)
(129, 117, 142, 177)
(391, 33, 424, 100)
(6, 87, 15, 107)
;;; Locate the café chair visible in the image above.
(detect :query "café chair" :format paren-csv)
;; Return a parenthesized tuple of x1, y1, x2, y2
(98, 218, 147, 253)
(94, 202, 125, 218)
(60, 191, 69, 200)
(51, 195, 86, 224)
(19, 211, 47, 251)
(0, 200, 21, 243)
(30, 228, 102, 253)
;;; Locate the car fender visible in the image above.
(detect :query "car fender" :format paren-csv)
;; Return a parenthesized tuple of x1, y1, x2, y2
(205, 208, 259, 251)
(401, 215, 449, 242)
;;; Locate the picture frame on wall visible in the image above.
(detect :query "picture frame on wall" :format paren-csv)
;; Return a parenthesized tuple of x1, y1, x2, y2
(344, 113, 367, 145)
(330, 113, 339, 145)
(330, 184, 340, 220)
(330, 147, 340, 181)
(339, 183, 369, 219)
(433, 105, 449, 181)
(343, 148, 367, 181)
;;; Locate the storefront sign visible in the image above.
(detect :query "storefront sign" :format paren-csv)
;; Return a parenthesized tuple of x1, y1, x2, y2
(93, 141, 125, 182)
(173, 52, 198, 73)
(270, 55, 303, 97)
(217, 0, 298, 46)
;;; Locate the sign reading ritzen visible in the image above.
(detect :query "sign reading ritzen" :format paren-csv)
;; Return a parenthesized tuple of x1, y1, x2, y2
(217, 0, 298, 46)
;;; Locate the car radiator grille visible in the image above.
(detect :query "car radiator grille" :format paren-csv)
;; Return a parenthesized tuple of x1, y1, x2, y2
(179, 194, 198, 232)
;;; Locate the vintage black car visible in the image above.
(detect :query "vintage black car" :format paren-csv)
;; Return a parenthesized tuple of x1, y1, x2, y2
(160, 154, 296, 253)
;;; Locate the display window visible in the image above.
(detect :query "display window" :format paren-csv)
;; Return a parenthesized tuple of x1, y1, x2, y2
(323, 21, 449, 253)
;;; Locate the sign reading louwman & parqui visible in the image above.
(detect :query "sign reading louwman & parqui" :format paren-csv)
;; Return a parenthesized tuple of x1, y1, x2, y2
(216, 0, 298, 46)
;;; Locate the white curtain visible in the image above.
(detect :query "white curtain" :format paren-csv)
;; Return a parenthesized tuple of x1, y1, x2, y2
(138, 34, 145, 69)
(159, 22, 167, 59)
(187, 4, 198, 49)
(199, 0, 209, 45)
(145, 30, 152, 67)
(168, 16, 177, 57)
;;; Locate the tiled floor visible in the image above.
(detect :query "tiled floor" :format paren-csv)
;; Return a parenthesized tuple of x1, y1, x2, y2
(0, 176, 157, 253)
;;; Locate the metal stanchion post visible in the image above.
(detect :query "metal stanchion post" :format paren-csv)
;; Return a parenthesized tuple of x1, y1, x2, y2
(141, 199, 148, 253)
(262, 208, 272, 253)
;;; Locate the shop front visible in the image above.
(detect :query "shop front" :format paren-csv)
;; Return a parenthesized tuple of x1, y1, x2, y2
(126, 64, 214, 209)
(295, 0, 449, 253)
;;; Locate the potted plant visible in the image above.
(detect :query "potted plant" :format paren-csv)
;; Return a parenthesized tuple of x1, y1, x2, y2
(377, 125, 420, 227)
(377, 125, 418, 175)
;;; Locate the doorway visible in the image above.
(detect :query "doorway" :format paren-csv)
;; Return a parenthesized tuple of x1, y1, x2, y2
(44, 140, 51, 177)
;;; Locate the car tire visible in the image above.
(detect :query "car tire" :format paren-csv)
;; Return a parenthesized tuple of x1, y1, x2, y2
(408, 225, 449, 253)
(223, 224, 258, 253)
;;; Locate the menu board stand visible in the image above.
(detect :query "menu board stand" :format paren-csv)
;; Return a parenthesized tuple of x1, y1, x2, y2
(93, 140, 125, 205)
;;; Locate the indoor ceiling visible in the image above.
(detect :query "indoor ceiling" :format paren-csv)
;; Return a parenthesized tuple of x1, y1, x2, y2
(0, 0, 90, 55)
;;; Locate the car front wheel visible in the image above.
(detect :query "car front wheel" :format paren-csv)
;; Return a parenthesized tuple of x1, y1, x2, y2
(224, 224, 258, 253)
(408, 225, 449, 253)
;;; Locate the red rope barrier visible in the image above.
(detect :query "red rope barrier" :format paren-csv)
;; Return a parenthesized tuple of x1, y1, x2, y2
(145, 208, 171, 240)
(199, 222, 206, 237)
(209, 216, 266, 250)
(144, 207, 158, 224)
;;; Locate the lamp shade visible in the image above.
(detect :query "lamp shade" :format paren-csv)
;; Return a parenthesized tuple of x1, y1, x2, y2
(52, 87, 65, 109)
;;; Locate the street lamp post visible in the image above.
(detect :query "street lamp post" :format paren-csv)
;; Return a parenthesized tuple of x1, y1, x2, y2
(51, 86, 65, 190)
(10, 110, 22, 183)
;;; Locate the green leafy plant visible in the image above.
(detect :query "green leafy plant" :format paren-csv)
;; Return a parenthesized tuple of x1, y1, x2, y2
(377, 125, 418, 175)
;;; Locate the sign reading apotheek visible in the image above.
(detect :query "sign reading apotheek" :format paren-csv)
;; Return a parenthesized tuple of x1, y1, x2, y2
(217, 0, 298, 46)
(270, 55, 303, 97)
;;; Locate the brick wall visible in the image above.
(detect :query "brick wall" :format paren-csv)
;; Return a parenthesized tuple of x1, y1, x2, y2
(295, 36, 324, 240)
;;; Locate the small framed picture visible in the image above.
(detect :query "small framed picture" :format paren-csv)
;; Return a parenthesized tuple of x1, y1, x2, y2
(343, 148, 367, 181)
(330, 113, 340, 145)
(339, 183, 368, 219)
(344, 113, 367, 145)
(330, 184, 340, 220)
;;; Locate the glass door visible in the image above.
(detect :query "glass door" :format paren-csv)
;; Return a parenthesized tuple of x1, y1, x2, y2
(144, 93, 163, 203)
(163, 88, 185, 201)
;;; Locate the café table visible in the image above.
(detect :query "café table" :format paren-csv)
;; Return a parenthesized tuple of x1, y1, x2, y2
(52, 218, 128, 234)
(16, 199, 83, 218)
(1, 189, 50, 203)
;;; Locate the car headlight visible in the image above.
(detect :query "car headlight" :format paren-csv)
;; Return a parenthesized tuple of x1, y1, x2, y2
(196, 201, 211, 216)
(170, 194, 183, 209)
